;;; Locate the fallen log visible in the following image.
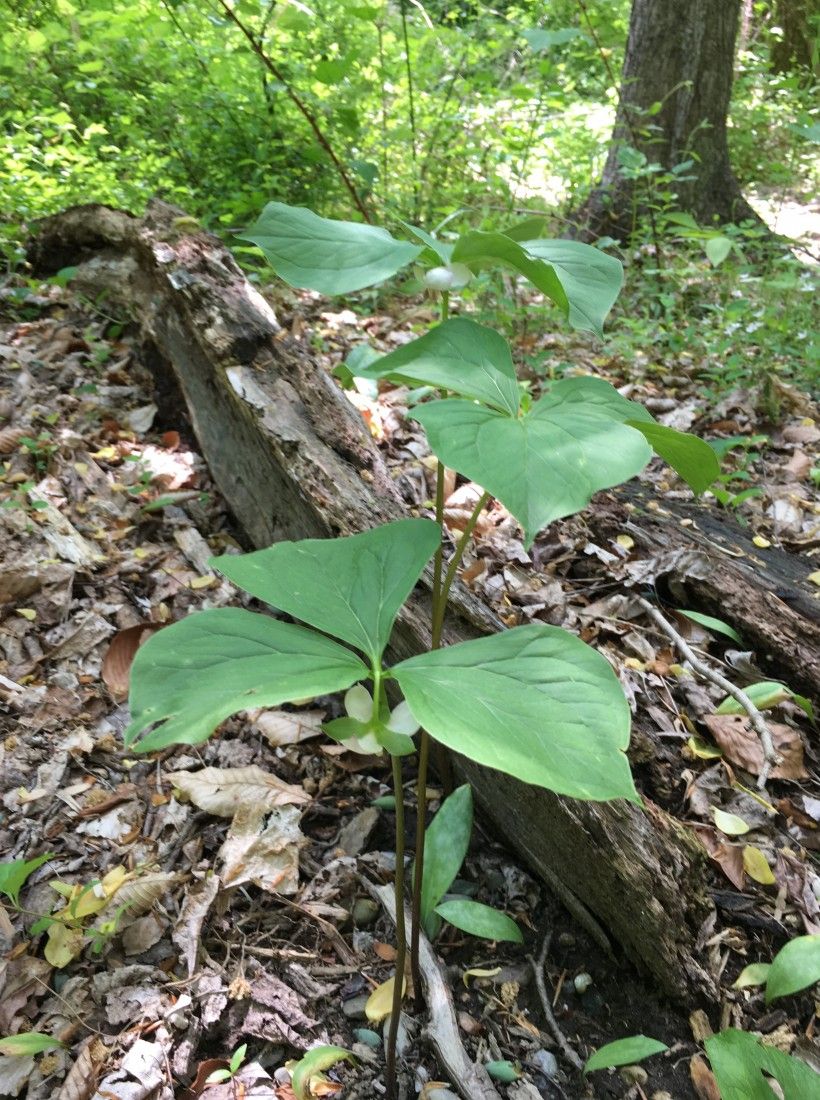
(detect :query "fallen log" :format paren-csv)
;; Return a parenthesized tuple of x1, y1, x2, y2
(29, 201, 722, 1001)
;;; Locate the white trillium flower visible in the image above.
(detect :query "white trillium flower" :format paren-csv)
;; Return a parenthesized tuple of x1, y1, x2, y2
(340, 686, 420, 753)
(422, 262, 473, 291)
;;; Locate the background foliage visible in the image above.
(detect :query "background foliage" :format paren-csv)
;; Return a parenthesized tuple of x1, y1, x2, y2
(1, 0, 817, 395)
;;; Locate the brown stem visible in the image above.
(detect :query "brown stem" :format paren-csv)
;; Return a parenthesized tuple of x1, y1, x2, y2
(213, 0, 371, 222)
(385, 754, 407, 1100)
(431, 491, 491, 646)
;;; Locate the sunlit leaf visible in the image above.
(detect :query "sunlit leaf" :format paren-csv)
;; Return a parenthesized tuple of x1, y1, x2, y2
(125, 610, 367, 752)
(365, 976, 405, 1023)
(238, 202, 421, 294)
(357, 319, 520, 415)
(393, 624, 638, 802)
(291, 1046, 356, 1100)
(212, 519, 440, 662)
(742, 846, 775, 885)
(712, 808, 750, 836)
(733, 962, 771, 989)
(765, 934, 820, 1003)
(0, 1033, 64, 1057)
(435, 899, 523, 943)
(584, 1035, 668, 1073)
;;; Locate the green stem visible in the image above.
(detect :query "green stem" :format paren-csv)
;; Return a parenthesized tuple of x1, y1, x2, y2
(385, 752, 406, 1100)
(410, 289, 451, 1000)
(431, 490, 491, 647)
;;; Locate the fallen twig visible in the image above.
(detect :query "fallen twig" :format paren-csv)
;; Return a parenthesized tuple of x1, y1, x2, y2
(364, 879, 503, 1100)
(637, 597, 780, 788)
(528, 934, 583, 1072)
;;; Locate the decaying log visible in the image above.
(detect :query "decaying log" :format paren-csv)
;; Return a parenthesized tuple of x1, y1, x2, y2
(29, 201, 724, 1001)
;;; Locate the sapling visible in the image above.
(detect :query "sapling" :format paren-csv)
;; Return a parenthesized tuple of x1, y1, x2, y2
(123, 201, 719, 1098)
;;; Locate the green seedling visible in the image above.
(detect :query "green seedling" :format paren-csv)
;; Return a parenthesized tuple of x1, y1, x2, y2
(124, 201, 720, 1099)
(205, 1043, 247, 1085)
(0, 853, 53, 908)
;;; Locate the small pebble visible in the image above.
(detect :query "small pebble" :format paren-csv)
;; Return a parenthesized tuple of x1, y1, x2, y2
(557, 932, 575, 948)
(352, 1028, 381, 1049)
(351, 898, 380, 927)
(457, 1011, 482, 1036)
(528, 1049, 558, 1079)
(620, 1064, 649, 1086)
(425, 1091, 459, 1100)
(342, 992, 370, 1020)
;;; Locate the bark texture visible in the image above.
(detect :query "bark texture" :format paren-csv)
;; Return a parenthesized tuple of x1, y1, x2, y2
(770, 0, 817, 78)
(584, 0, 760, 237)
(29, 201, 728, 1002)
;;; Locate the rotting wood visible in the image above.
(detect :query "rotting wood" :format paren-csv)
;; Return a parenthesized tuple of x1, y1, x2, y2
(29, 201, 722, 1002)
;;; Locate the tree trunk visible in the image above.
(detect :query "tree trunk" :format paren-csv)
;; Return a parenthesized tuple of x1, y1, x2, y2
(26, 201, 742, 1003)
(584, 0, 761, 238)
(770, 0, 816, 78)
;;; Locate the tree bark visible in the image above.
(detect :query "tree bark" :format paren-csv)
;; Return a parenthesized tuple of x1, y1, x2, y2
(770, 0, 817, 78)
(29, 201, 730, 1002)
(584, 0, 762, 238)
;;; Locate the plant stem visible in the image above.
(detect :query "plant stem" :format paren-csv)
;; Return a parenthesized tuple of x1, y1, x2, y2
(410, 289, 450, 1000)
(385, 752, 407, 1100)
(431, 490, 491, 646)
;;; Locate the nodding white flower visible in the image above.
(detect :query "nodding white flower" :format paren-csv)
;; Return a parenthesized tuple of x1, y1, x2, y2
(422, 263, 473, 291)
(340, 686, 419, 753)
(386, 700, 420, 736)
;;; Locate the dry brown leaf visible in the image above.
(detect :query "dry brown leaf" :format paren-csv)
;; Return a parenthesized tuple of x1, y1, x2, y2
(785, 449, 812, 480)
(0, 427, 27, 454)
(694, 826, 746, 889)
(218, 804, 302, 894)
(57, 1037, 108, 1100)
(101, 624, 163, 700)
(703, 714, 808, 780)
(254, 708, 326, 747)
(167, 765, 310, 816)
(91, 872, 180, 929)
(689, 1054, 721, 1100)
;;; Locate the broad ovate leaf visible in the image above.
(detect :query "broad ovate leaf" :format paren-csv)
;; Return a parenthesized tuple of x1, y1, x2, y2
(291, 1046, 356, 1100)
(584, 1035, 668, 1073)
(519, 238, 623, 336)
(765, 934, 820, 1003)
(392, 624, 638, 802)
(416, 784, 473, 935)
(627, 421, 719, 493)
(356, 319, 520, 415)
(742, 845, 775, 885)
(238, 202, 421, 294)
(435, 899, 523, 943)
(451, 230, 568, 317)
(717, 681, 813, 720)
(125, 609, 367, 752)
(413, 377, 653, 547)
(705, 1029, 820, 1100)
(212, 519, 440, 662)
(712, 808, 750, 836)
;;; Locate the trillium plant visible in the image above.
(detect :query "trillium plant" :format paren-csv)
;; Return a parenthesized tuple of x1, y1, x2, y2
(124, 202, 719, 1098)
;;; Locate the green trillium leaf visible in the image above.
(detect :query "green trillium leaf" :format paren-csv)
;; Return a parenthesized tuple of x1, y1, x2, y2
(412, 376, 653, 547)
(520, 238, 624, 336)
(677, 610, 743, 643)
(705, 1029, 820, 1100)
(0, 1033, 65, 1057)
(765, 934, 820, 1003)
(238, 202, 422, 295)
(627, 420, 719, 493)
(0, 853, 54, 908)
(435, 899, 523, 943)
(584, 1036, 668, 1074)
(212, 519, 441, 662)
(392, 624, 638, 802)
(357, 319, 520, 415)
(125, 609, 367, 752)
(398, 220, 453, 264)
(417, 784, 473, 935)
(451, 230, 569, 317)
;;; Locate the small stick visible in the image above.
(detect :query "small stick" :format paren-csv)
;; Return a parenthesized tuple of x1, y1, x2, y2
(528, 935, 584, 1072)
(636, 597, 780, 788)
(365, 881, 503, 1100)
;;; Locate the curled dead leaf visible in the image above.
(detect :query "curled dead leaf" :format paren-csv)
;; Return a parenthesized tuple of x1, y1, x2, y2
(689, 1053, 720, 1100)
(703, 714, 807, 780)
(101, 623, 163, 700)
(0, 427, 27, 454)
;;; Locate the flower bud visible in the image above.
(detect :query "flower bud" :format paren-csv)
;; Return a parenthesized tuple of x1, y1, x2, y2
(422, 263, 472, 291)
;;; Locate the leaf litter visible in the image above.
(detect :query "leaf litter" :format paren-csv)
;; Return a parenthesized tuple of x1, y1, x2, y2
(0, 277, 818, 1099)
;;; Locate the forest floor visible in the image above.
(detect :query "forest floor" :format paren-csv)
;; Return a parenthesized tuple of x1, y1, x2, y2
(0, 266, 818, 1100)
